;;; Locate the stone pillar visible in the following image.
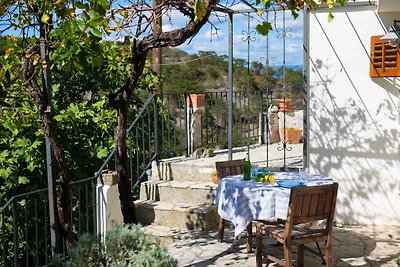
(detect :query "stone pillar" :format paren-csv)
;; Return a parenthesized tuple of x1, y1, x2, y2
(96, 171, 123, 240)
(268, 105, 280, 144)
(186, 94, 205, 152)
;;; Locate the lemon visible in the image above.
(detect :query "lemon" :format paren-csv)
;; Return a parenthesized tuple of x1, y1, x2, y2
(269, 176, 275, 183)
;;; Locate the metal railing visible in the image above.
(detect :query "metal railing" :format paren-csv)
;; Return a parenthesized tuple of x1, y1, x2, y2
(125, 91, 273, 189)
(102, 91, 284, 192)
(0, 176, 98, 266)
(200, 90, 267, 149)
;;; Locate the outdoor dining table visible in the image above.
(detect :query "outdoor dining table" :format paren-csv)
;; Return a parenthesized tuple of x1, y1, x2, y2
(214, 171, 335, 238)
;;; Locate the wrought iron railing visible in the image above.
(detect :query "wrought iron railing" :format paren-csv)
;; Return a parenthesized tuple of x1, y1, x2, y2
(0, 176, 97, 266)
(113, 91, 273, 194)
(100, 91, 283, 193)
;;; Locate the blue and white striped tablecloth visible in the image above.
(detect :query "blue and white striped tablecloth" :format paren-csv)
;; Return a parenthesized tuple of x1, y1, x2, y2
(214, 172, 334, 237)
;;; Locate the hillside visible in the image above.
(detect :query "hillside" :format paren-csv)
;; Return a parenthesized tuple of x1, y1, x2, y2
(161, 47, 303, 105)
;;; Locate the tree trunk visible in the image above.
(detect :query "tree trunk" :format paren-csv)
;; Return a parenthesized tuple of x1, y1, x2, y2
(22, 44, 76, 248)
(152, 0, 162, 94)
(41, 110, 76, 248)
(112, 42, 148, 224)
(115, 100, 137, 223)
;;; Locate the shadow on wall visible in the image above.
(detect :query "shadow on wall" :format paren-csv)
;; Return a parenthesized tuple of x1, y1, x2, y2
(309, 58, 400, 225)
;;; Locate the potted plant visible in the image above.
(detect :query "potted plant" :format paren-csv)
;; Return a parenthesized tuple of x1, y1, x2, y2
(211, 171, 219, 184)
(280, 127, 302, 144)
(278, 98, 292, 112)
(186, 93, 206, 108)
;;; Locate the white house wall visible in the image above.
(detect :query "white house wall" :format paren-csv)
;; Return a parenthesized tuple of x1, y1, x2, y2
(307, 4, 400, 225)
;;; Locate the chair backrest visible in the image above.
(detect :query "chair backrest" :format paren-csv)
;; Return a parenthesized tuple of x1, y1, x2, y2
(286, 183, 338, 231)
(215, 159, 244, 179)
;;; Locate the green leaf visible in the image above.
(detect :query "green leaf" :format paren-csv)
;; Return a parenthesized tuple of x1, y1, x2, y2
(27, 161, 35, 171)
(18, 176, 29, 185)
(119, 10, 128, 18)
(0, 167, 11, 179)
(328, 12, 334, 22)
(305, 0, 319, 10)
(75, 2, 85, 8)
(92, 28, 102, 38)
(256, 21, 272, 36)
(73, 60, 83, 69)
(100, 0, 109, 10)
(41, 14, 51, 24)
(194, 0, 206, 23)
(97, 148, 108, 158)
(291, 10, 299, 20)
(81, 11, 90, 21)
(31, 140, 42, 149)
(15, 137, 28, 147)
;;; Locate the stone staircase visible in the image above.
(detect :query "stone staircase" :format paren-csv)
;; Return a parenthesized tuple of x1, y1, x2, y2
(135, 158, 220, 231)
(135, 143, 303, 232)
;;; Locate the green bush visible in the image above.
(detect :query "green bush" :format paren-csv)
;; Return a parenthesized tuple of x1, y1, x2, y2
(50, 225, 177, 267)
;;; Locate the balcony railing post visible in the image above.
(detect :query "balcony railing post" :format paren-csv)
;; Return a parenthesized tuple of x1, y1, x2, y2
(228, 12, 234, 160)
(12, 199, 18, 266)
(40, 27, 58, 257)
(153, 95, 159, 160)
(259, 91, 265, 144)
(184, 94, 190, 157)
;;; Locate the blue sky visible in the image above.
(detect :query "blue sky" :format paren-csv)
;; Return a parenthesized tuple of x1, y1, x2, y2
(163, 4, 304, 67)
(0, 3, 304, 66)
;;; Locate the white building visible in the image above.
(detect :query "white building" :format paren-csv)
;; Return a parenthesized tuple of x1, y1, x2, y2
(306, 0, 400, 225)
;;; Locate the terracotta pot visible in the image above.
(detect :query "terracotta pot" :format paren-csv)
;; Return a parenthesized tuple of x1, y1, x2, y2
(278, 98, 292, 112)
(211, 173, 219, 184)
(186, 94, 206, 108)
(280, 128, 302, 144)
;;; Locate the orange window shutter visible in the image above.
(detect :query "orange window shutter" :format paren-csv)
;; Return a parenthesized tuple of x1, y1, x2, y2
(370, 35, 400, 77)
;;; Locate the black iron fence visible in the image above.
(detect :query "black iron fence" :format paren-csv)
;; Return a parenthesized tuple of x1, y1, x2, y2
(0, 177, 97, 266)
(124, 91, 276, 190)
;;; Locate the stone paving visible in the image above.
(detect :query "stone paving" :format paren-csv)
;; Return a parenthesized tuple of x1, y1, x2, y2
(159, 225, 400, 267)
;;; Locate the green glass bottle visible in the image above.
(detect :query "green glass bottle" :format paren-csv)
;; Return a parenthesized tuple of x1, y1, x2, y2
(243, 152, 251, 180)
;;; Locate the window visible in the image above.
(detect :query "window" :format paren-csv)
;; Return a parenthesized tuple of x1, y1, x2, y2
(370, 35, 400, 77)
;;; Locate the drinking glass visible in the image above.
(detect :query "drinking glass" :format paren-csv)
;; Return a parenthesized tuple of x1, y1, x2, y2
(299, 167, 309, 185)
(251, 165, 259, 180)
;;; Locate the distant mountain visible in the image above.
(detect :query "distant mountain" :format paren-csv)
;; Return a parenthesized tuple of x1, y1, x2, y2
(160, 47, 303, 96)
(272, 65, 303, 71)
(287, 65, 303, 71)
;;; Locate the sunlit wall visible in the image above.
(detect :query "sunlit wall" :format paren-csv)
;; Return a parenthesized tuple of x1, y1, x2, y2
(307, 3, 400, 225)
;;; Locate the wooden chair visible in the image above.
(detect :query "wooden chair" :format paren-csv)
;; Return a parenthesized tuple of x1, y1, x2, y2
(215, 159, 244, 181)
(215, 159, 253, 250)
(255, 183, 338, 267)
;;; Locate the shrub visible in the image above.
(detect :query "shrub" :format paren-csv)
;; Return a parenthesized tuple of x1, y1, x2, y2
(50, 224, 177, 267)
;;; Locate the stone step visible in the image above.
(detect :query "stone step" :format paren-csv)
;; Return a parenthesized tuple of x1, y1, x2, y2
(151, 159, 216, 182)
(135, 200, 219, 231)
(140, 180, 217, 205)
(151, 144, 304, 182)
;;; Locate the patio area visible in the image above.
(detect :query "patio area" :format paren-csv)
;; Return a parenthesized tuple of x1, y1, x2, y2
(156, 225, 400, 267)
